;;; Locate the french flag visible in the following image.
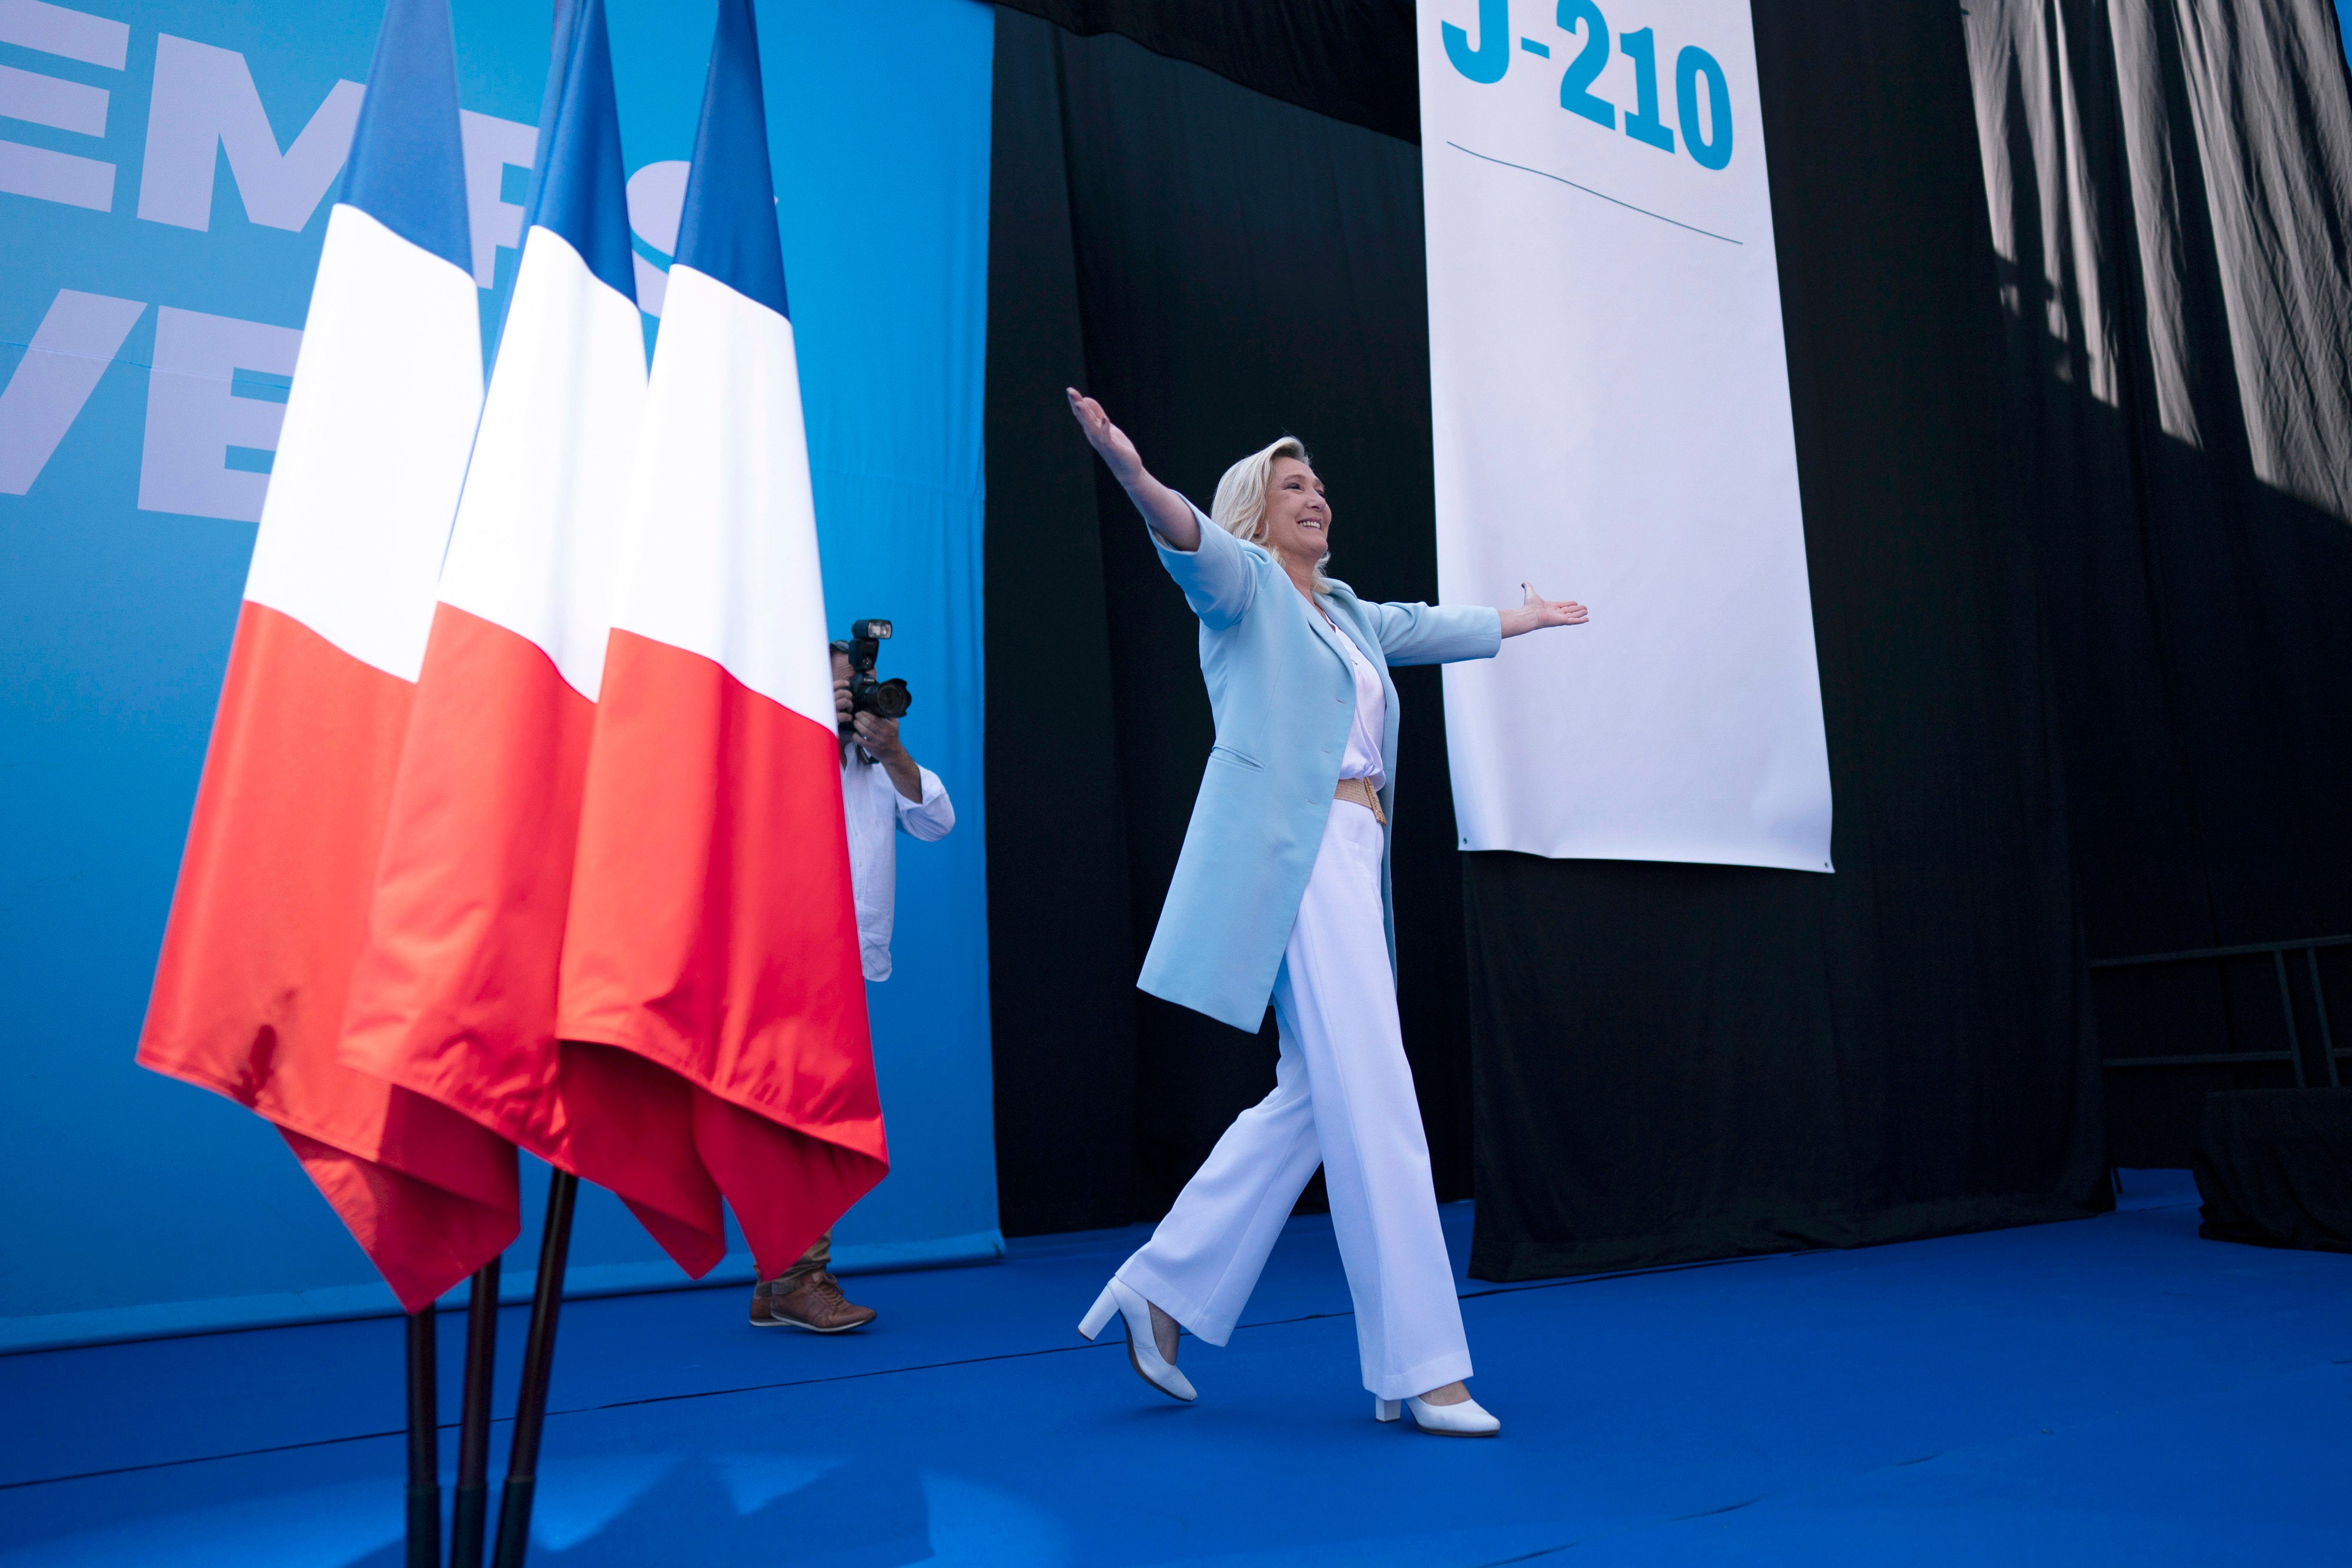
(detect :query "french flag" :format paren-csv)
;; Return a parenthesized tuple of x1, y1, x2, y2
(556, 0, 888, 1279)
(137, 0, 518, 1312)
(339, 0, 723, 1271)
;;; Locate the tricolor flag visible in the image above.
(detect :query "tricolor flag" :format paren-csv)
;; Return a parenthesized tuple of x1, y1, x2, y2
(339, 0, 721, 1269)
(137, 0, 517, 1312)
(555, 0, 888, 1278)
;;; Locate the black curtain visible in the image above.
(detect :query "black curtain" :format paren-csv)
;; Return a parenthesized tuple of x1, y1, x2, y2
(984, 1, 2352, 1269)
(985, 9, 1471, 1233)
(1466, 3, 2112, 1279)
(995, 0, 1418, 141)
(1964, 1, 2352, 1165)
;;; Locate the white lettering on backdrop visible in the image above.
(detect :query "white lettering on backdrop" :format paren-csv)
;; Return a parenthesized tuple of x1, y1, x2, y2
(0, 289, 143, 494)
(137, 34, 365, 232)
(0, 0, 128, 210)
(137, 305, 300, 523)
(459, 108, 536, 287)
(1419, 0, 1833, 872)
(0, 2, 547, 521)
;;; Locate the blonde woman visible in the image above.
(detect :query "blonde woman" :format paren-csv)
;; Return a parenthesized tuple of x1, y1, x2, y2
(1066, 390, 1588, 1436)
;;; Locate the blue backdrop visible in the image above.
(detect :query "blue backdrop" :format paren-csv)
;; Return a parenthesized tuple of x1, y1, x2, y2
(0, 0, 995, 1348)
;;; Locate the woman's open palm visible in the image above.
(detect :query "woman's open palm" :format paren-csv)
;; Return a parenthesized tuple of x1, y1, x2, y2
(1520, 583, 1589, 628)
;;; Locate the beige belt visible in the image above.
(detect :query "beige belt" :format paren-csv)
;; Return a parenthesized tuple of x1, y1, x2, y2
(1334, 775, 1387, 825)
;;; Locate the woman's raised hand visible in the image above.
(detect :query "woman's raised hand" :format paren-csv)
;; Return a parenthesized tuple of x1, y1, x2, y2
(1067, 389, 1143, 483)
(1065, 389, 1199, 550)
(1499, 582, 1590, 638)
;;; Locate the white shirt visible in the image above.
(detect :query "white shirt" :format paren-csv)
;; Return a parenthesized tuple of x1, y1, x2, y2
(840, 748, 954, 981)
(1330, 617, 1387, 790)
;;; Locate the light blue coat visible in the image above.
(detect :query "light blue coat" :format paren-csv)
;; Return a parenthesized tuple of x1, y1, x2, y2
(1138, 506, 1503, 1031)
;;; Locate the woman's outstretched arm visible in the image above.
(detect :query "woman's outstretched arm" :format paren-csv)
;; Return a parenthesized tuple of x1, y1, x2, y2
(1375, 583, 1587, 664)
(1067, 389, 1200, 550)
(1500, 583, 1589, 637)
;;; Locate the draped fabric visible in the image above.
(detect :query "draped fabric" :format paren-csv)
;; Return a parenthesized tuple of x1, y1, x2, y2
(2193, 1088, 2352, 1252)
(984, 1, 2352, 1266)
(1963, 1, 2352, 1162)
(1462, 2, 2112, 1279)
(985, 10, 1472, 1233)
(993, 0, 1418, 141)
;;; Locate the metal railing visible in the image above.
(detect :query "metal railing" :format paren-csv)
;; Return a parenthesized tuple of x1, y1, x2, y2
(2089, 934, 2348, 1089)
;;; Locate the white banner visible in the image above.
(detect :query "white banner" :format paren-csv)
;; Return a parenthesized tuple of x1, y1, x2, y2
(1420, 0, 1833, 872)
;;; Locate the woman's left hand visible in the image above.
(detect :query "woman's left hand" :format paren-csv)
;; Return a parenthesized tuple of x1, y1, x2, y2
(1499, 582, 1589, 638)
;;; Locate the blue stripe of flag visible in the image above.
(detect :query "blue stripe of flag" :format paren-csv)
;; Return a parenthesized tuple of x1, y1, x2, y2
(674, 0, 791, 320)
(523, 0, 637, 303)
(338, 0, 471, 275)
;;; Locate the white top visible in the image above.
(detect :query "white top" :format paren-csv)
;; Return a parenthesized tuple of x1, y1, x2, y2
(1332, 618, 1387, 790)
(840, 750, 955, 981)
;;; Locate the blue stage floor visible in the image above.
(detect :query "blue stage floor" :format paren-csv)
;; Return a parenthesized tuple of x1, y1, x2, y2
(4, 1181, 2348, 1566)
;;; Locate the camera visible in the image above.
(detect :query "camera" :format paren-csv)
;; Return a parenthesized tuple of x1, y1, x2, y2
(842, 618, 912, 719)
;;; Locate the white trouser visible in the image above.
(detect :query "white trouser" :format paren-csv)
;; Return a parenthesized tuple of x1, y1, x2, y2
(1115, 798, 1472, 1400)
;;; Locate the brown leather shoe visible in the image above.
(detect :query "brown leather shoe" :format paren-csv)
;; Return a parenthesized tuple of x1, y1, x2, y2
(750, 1270, 876, 1332)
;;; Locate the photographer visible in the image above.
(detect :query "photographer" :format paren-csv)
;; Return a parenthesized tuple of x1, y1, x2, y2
(749, 627, 954, 1333)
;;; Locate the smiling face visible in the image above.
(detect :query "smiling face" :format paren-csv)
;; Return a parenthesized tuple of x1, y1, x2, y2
(1261, 456, 1330, 575)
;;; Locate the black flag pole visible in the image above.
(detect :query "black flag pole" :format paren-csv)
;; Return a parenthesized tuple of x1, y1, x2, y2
(449, 1258, 503, 1568)
(403, 1303, 440, 1568)
(490, 1169, 579, 1568)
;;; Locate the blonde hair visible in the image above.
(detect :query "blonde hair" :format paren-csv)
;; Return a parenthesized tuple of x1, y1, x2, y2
(1210, 435, 1332, 594)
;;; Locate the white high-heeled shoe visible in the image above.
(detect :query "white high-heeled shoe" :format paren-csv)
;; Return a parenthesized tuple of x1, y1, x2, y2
(1375, 1392, 1501, 1436)
(1079, 1278, 1195, 1402)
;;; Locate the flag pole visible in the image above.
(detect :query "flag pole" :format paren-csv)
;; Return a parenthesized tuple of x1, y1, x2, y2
(490, 1169, 578, 1568)
(449, 1258, 503, 1568)
(403, 1303, 440, 1568)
